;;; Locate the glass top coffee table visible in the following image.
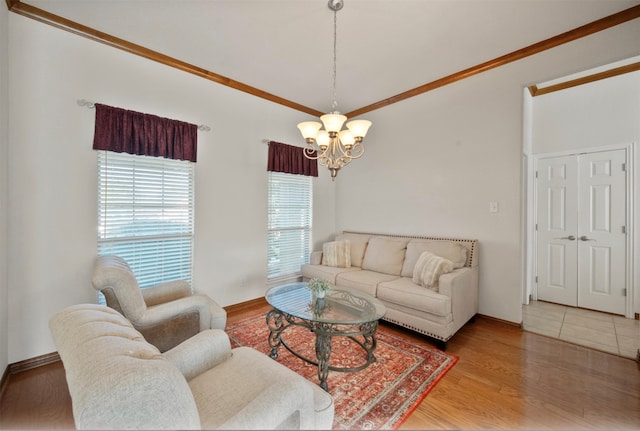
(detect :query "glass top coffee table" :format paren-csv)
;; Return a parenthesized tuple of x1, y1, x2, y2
(265, 282, 386, 391)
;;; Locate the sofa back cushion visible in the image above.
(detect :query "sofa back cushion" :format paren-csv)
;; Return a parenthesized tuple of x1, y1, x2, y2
(335, 232, 372, 268)
(361, 236, 409, 276)
(401, 239, 468, 278)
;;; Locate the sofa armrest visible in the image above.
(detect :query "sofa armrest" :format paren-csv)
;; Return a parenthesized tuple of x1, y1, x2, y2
(438, 266, 479, 327)
(142, 280, 192, 306)
(217, 378, 316, 430)
(163, 329, 232, 380)
(310, 251, 323, 265)
(137, 294, 227, 330)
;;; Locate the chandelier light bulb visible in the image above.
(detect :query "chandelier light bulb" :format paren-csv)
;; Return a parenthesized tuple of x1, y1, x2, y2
(346, 119, 372, 138)
(338, 129, 355, 147)
(297, 121, 322, 140)
(320, 113, 347, 133)
(316, 130, 331, 148)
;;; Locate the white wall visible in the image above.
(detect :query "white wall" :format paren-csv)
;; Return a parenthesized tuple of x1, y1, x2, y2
(6, 14, 336, 363)
(336, 68, 525, 323)
(335, 21, 640, 324)
(531, 67, 640, 315)
(1, 2, 9, 373)
(532, 69, 640, 154)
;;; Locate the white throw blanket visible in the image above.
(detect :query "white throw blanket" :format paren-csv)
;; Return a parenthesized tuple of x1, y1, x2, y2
(412, 251, 454, 292)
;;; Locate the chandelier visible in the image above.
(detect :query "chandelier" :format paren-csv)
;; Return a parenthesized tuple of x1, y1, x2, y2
(297, 0, 372, 180)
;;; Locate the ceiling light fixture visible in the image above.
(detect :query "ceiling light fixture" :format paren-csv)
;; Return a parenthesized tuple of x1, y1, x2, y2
(297, 0, 372, 180)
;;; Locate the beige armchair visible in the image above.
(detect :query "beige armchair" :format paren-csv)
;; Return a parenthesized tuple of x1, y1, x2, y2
(49, 304, 334, 430)
(91, 255, 227, 352)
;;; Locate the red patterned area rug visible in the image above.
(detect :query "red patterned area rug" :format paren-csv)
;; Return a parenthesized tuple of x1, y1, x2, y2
(226, 314, 457, 430)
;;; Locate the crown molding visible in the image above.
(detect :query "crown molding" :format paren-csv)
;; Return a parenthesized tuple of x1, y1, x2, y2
(5, 1, 640, 117)
(529, 61, 640, 97)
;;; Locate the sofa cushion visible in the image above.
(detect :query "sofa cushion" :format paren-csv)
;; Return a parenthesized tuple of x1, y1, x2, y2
(335, 232, 371, 268)
(301, 264, 361, 284)
(377, 277, 451, 317)
(361, 236, 409, 276)
(381, 306, 453, 341)
(335, 270, 400, 297)
(322, 240, 351, 268)
(412, 251, 454, 293)
(401, 239, 468, 277)
(190, 347, 326, 430)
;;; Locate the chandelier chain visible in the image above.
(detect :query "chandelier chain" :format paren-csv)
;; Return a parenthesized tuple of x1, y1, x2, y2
(332, 6, 338, 112)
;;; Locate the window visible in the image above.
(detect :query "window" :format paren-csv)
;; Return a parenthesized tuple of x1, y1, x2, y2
(267, 171, 312, 283)
(97, 151, 195, 289)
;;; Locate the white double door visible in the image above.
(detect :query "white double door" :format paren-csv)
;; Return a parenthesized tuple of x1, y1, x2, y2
(536, 149, 627, 315)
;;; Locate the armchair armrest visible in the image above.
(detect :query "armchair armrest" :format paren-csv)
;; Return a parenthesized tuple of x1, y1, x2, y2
(163, 329, 232, 380)
(142, 280, 192, 307)
(137, 294, 227, 331)
(310, 251, 323, 265)
(218, 378, 315, 430)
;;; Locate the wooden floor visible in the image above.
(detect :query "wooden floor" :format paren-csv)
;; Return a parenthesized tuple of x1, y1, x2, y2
(1, 303, 639, 430)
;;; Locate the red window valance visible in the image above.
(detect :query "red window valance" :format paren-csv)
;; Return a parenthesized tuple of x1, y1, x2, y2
(267, 141, 318, 177)
(93, 104, 198, 162)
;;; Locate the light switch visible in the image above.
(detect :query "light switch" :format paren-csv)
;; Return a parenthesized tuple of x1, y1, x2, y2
(489, 202, 499, 213)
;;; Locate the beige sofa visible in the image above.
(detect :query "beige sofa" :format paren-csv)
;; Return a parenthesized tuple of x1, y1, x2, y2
(49, 304, 334, 430)
(301, 231, 478, 349)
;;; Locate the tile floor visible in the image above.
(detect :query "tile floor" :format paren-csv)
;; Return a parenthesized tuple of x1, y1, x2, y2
(522, 300, 640, 360)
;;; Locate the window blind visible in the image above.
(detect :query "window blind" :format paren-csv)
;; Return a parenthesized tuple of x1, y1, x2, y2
(267, 171, 312, 282)
(97, 151, 194, 288)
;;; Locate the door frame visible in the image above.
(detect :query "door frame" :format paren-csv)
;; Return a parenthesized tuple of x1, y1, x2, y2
(526, 142, 635, 318)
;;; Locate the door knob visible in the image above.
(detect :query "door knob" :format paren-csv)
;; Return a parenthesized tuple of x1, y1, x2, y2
(579, 236, 594, 241)
(556, 235, 576, 240)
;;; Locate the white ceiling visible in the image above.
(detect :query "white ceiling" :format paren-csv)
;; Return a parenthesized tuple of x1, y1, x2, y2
(29, 0, 640, 115)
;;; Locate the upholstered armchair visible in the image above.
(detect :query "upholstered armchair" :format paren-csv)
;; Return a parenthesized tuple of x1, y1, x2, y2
(91, 255, 227, 352)
(50, 304, 334, 430)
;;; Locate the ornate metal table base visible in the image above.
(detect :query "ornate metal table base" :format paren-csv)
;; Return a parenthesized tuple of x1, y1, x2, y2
(266, 308, 379, 391)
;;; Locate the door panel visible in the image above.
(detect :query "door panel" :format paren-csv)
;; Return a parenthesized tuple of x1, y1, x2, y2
(577, 150, 626, 314)
(536, 156, 578, 306)
(548, 244, 568, 287)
